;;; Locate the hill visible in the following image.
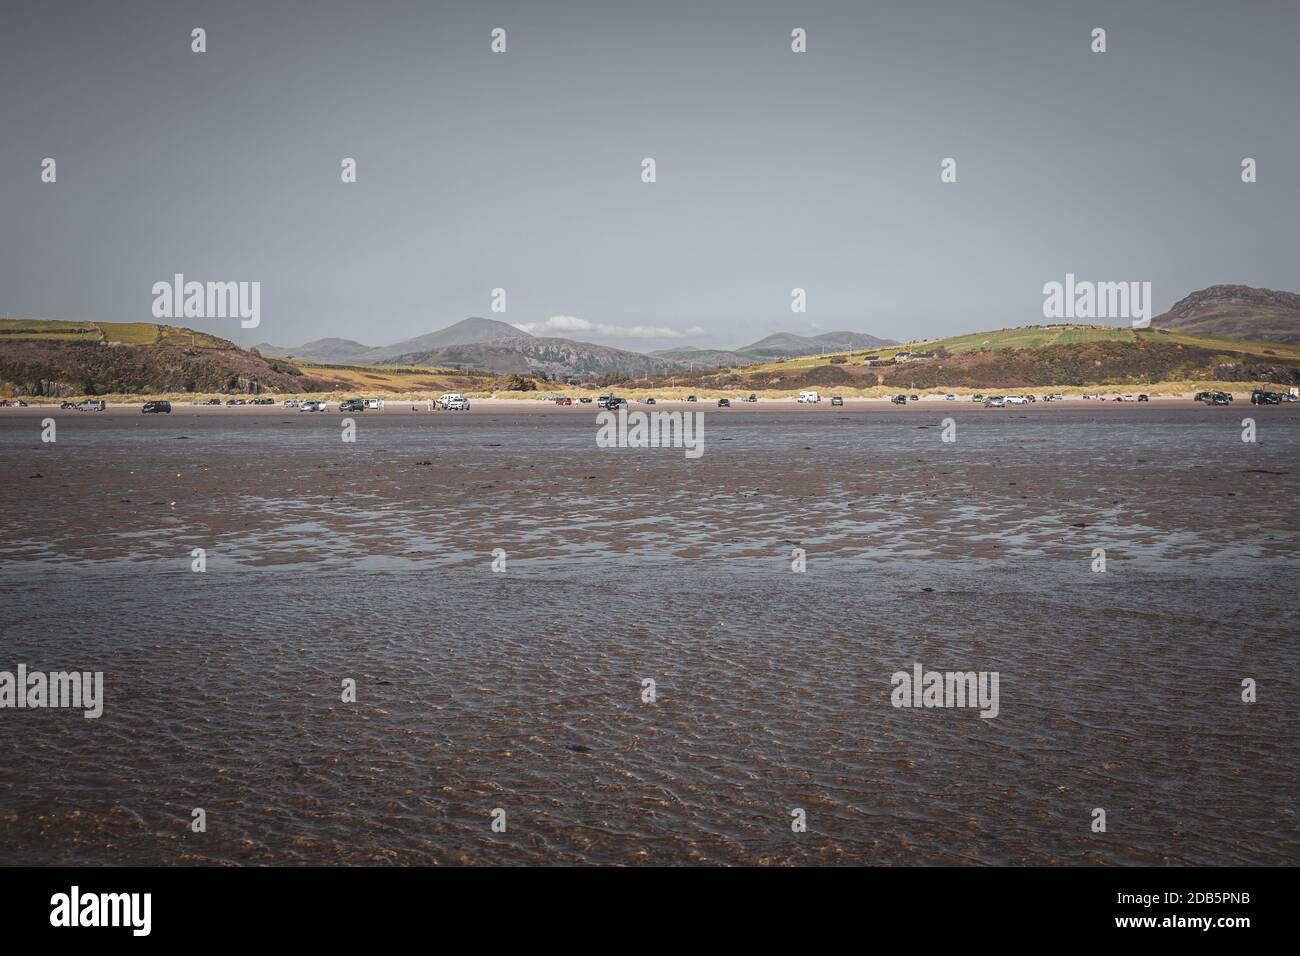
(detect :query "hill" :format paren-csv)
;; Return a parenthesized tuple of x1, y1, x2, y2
(1150, 285, 1300, 343)
(738, 330, 895, 359)
(0, 318, 326, 397)
(642, 325, 1300, 392)
(259, 317, 530, 363)
(383, 336, 679, 379)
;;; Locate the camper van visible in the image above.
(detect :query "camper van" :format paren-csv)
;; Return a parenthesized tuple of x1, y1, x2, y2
(438, 393, 470, 411)
(798, 391, 821, 403)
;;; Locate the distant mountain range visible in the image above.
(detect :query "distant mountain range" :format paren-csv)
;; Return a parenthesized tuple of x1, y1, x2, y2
(258, 320, 896, 377)
(1150, 285, 1300, 344)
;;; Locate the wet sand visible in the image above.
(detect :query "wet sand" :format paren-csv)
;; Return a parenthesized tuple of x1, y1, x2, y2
(0, 405, 1297, 864)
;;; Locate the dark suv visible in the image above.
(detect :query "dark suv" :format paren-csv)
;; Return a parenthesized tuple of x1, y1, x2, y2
(339, 399, 366, 411)
(1251, 390, 1282, 405)
(142, 400, 171, 414)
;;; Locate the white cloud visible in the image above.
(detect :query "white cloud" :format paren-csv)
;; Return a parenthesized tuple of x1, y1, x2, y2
(512, 316, 704, 341)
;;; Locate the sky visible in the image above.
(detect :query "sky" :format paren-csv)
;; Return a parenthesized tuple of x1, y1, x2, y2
(2, 0, 1297, 352)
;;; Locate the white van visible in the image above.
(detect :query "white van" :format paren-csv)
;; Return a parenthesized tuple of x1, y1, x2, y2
(798, 390, 821, 403)
(439, 393, 470, 410)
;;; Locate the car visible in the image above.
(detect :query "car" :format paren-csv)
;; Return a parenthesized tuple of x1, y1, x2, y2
(609, 398, 628, 409)
(908, 395, 919, 402)
(1025, 394, 1036, 403)
(798, 391, 820, 403)
(0, 400, 9, 408)
(555, 397, 573, 406)
(578, 397, 593, 403)
(364, 399, 383, 409)
(1137, 394, 1149, 402)
(745, 394, 757, 403)
(891, 395, 907, 405)
(686, 395, 697, 402)
(226, 399, 246, 406)
(643, 397, 656, 405)
(1251, 389, 1283, 405)
(830, 395, 844, 406)
(251, 397, 274, 405)
(299, 401, 324, 411)
(11, 399, 28, 407)
(77, 399, 106, 411)
(142, 400, 171, 414)
(1006, 395, 1029, 405)
(339, 399, 366, 412)
(717, 398, 730, 407)
(945, 394, 955, 401)
(597, 393, 615, 408)
(196, 398, 222, 406)
(972, 394, 984, 402)
(1206, 392, 1232, 406)
(984, 396, 1005, 408)
(60, 401, 77, 409)
(282, 399, 300, 408)
(439, 393, 470, 410)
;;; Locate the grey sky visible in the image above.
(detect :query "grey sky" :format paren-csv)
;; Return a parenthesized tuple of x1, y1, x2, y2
(2, 0, 1297, 351)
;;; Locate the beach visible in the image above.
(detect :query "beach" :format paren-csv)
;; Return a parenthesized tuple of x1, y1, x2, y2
(0, 403, 1297, 864)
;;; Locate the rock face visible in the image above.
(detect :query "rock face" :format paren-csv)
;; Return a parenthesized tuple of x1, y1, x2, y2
(0, 340, 325, 396)
(1151, 285, 1300, 343)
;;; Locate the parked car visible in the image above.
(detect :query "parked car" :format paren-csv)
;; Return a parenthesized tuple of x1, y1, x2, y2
(339, 399, 366, 412)
(554, 397, 573, 406)
(1251, 389, 1283, 405)
(282, 399, 300, 408)
(972, 394, 984, 402)
(364, 399, 382, 409)
(798, 390, 820, 403)
(717, 398, 730, 407)
(142, 400, 171, 414)
(251, 397, 274, 405)
(439, 393, 470, 410)
(909, 395, 919, 402)
(1137, 393, 1149, 402)
(597, 393, 615, 408)
(1006, 395, 1029, 405)
(578, 397, 593, 403)
(945, 394, 955, 401)
(60, 401, 77, 409)
(1206, 392, 1232, 406)
(686, 395, 697, 402)
(299, 401, 325, 411)
(197, 398, 222, 405)
(891, 395, 907, 405)
(11, 399, 28, 407)
(77, 399, 106, 411)
(745, 394, 757, 402)
(642, 397, 656, 405)
(984, 396, 1006, 408)
(830, 395, 844, 406)
(226, 399, 246, 406)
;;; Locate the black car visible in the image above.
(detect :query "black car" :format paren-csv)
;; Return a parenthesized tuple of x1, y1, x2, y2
(686, 395, 697, 402)
(1137, 394, 1149, 402)
(1207, 392, 1232, 406)
(226, 399, 246, 406)
(717, 398, 730, 407)
(142, 400, 171, 414)
(339, 399, 366, 411)
(891, 395, 907, 405)
(60, 401, 77, 409)
(1251, 390, 1282, 405)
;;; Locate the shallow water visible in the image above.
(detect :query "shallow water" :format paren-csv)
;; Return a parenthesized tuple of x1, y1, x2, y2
(1, 406, 1297, 864)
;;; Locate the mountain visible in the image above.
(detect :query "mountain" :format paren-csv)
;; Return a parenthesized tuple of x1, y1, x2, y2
(1151, 285, 1300, 344)
(254, 337, 372, 363)
(650, 346, 757, 367)
(367, 317, 531, 359)
(259, 317, 530, 363)
(0, 319, 327, 396)
(738, 330, 895, 359)
(382, 336, 679, 379)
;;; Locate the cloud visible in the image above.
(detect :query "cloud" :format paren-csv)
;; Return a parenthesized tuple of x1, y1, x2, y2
(512, 316, 704, 341)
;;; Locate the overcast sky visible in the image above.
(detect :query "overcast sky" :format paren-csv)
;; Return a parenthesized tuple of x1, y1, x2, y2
(2, 0, 1297, 351)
